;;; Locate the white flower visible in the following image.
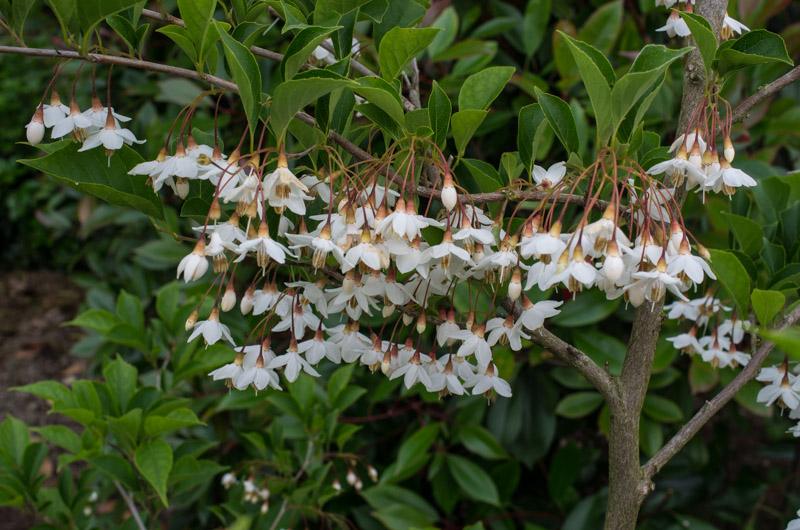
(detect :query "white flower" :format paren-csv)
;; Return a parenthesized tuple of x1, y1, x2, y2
(422, 229, 474, 272)
(272, 301, 320, 340)
(51, 101, 94, 140)
(262, 165, 311, 215)
(486, 315, 530, 351)
(177, 240, 209, 282)
(236, 353, 281, 392)
(656, 11, 691, 38)
(376, 197, 440, 241)
(25, 108, 45, 145)
(519, 297, 562, 331)
(267, 343, 321, 382)
(41, 94, 70, 127)
(548, 246, 596, 292)
(79, 121, 144, 160)
(441, 174, 457, 211)
(666, 328, 701, 354)
(343, 231, 385, 272)
(703, 159, 757, 196)
(722, 12, 749, 39)
(648, 146, 705, 188)
(452, 324, 492, 366)
(666, 240, 715, 287)
(756, 364, 792, 385)
(298, 327, 341, 364)
(668, 130, 706, 156)
(208, 353, 244, 386)
(465, 362, 512, 398)
(235, 222, 295, 267)
(630, 258, 687, 305)
(188, 309, 235, 347)
(757, 375, 800, 409)
(532, 162, 566, 188)
(221, 472, 238, 489)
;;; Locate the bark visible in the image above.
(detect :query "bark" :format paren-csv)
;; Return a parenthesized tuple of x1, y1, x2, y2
(603, 2, 728, 528)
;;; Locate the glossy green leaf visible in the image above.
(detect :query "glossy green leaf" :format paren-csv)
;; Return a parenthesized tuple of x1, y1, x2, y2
(535, 88, 579, 154)
(451, 109, 488, 157)
(395, 423, 439, 476)
(270, 70, 356, 142)
(462, 158, 503, 193)
(77, 0, 140, 34)
(178, 0, 216, 62)
(643, 395, 683, 422)
(555, 392, 604, 419)
(577, 0, 622, 55)
(65, 308, 118, 333)
(751, 289, 785, 327)
(518, 103, 547, 172)
(18, 142, 164, 219)
(458, 66, 515, 111)
(12, 381, 74, 406)
(724, 212, 765, 258)
(216, 21, 262, 140)
(32, 425, 82, 454)
(714, 29, 793, 76)
(428, 80, 451, 149)
(107, 14, 137, 53)
(561, 33, 613, 146)
(279, 0, 309, 33)
(281, 26, 339, 80)
(353, 77, 405, 128)
(679, 12, 717, 76)
(446, 454, 500, 506)
(11, 0, 36, 39)
(135, 439, 173, 506)
(361, 485, 438, 522)
(157, 25, 198, 62)
(103, 355, 138, 413)
(427, 6, 458, 59)
(378, 27, 440, 80)
(707, 249, 751, 315)
(144, 408, 204, 438)
(457, 424, 509, 460)
(522, 0, 551, 57)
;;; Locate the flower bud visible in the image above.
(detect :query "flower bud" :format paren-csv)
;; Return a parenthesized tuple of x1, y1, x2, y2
(508, 268, 522, 301)
(402, 312, 413, 326)
(723, 136, 735, 163)
(240, 286, 255, 315)
(260, 502, 269, 514)
(441, 173, 457, 211)
(26, 108, 45, 145)
(346, 469, 357, 486)
(333, 478, 342, 492)
(627, 280, 647, 308)
(221, 284, 237, 312)
(368, 465, 378, 482)
(416, 313, 427, 334)
(176, 177, 189, 199)
(185, 309, 198, 331)
(382, 302, 395, 318)
(209, 199, 221, 221)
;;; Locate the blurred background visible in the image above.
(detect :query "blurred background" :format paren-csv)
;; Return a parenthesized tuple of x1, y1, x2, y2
(1, 0, 800, 528)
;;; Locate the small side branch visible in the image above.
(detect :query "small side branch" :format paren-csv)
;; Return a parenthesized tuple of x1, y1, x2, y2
(642, 305, 800, 483)
(503, 298, 615, 401)
(113, 480, 147, 530)
(730, 65, 800, 124)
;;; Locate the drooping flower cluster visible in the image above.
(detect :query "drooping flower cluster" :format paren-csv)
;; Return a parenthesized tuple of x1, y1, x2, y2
(654, 0, 749, 40)
(664, 294, 751, 368)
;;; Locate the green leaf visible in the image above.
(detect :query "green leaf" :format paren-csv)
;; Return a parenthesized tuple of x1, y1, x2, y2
(270, 70, 356, 142)
(724, 212, 765, 258)
(11, 0, 36, 39)
(76, 0, 140, 34)
(560, 33, 613, 146)
(361, 485, 438, 522)
(279, 0, 308, 33)
(107, 15, 137, 53)
(116, 289, 144, 330)
(395, 424, 439, 477)
(32, 425, 82, 454)
(451, 109, 487, 158)
(577, 0, 622, 56)
(462, 158, 503, 193)
(135, 439, 173, 506)
(517, 103, 547, 172)
(12, 381, 74, 406)
(639, 417, 663, 456)
(216, 21, 262, 141)
(458, 66, 515, 111)
(378, 27, 441, 80)
(178, 0, 216, 62)
(65, 308, 118, 333)
(761, 328, 800, 362)
(714, 29, 793, 76)
(18, 142, 164, 219)
(522, 0, 550, 58)
(107, 409, 142, 450)
(548, 443, 581, 500)
(327, 364, 355, 404)
(428, 80, 451, 149)
(144, 408, 204, 438)
(457, 424, 508, 460)
(555, 392, 604, 419)
(611, 45, 691, 132)
(46, 0, 79, 37)
(643, 395, 683, 422)
(751, 289, 785, 328)
(679, 12, 717, 76)
(535, 88, 579, 155)
(427, 6, 458, 59)
(89, 454, 137, 490)
(281, 26, 339, 80)
(353, 77, 405, 128)
(156, 282, 179, 328)
(103, 355, 138, 414)
(157, 25, 198, 62)
(689, 356, 718, 393)
(707, 249, 751, 315)
(446, 454, 500, 506)
(0, 415, 29, 467)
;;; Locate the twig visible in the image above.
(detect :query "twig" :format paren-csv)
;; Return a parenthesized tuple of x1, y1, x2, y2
(503, 298, 615, 401)
(113, 480, 147, 530)
(641, 304, 800, 483)
(730, 65, 800, 124)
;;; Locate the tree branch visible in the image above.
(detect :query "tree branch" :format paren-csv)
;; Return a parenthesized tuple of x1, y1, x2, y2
(730, 65, 800, 124)
(113, 480, 147, 530)
(503, 298, 615, 401)
(642, 304, 800, 483)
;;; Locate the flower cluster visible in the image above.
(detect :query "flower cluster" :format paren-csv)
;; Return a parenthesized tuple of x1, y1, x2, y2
(655, 0, 748, 40)
(664, 294, 751, 368)
(755, 357, 800, 438)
